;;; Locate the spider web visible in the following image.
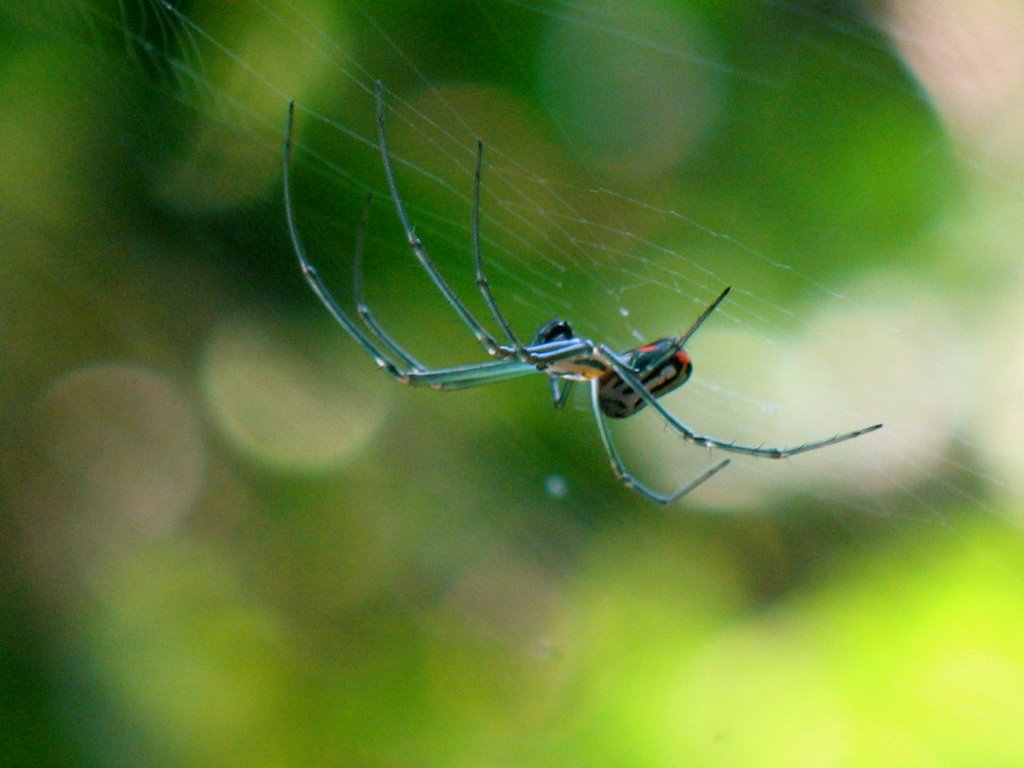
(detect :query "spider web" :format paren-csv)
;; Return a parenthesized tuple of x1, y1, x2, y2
(7, 0, 1024, 526)
(9, 3, 1024, 766)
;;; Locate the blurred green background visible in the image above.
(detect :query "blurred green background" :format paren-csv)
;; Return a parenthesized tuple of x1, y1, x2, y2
(3, 1, 1024, 766)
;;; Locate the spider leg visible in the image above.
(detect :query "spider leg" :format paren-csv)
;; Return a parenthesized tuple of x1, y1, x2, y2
(551, 378, 575, 410)
(375, 81, 511, 359)
(678, 286, 731, 348)
(590, 379, 731, 504)
(350, 192, 425, 370)
(471, 139, 532, 359)
(404, 358, 538, 390)
(286, 102, 535, 392)
(591, 343, 883, 458)
(284, 102, 414, 381)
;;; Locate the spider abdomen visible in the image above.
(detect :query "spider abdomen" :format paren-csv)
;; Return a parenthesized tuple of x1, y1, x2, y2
(599, 341, 693, 418)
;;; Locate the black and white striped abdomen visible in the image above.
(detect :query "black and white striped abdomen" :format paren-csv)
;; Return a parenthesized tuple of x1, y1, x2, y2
(598, 340, 692, 419)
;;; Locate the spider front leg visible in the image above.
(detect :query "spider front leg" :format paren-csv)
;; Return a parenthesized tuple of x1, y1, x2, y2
(284, 102, 415, 383)
(350, 193, 425, 371)
(470, 138, 537, 362)
(374, 81, 513, 360)
(285, 100, 538, 393)
(589, 378, 731, 504)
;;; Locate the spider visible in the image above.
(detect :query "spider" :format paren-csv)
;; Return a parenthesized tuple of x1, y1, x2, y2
(281, 82, 882, 504)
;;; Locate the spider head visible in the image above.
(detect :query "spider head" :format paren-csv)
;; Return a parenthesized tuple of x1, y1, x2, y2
(531, 319, 574, 345)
